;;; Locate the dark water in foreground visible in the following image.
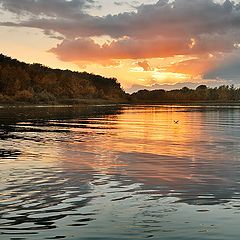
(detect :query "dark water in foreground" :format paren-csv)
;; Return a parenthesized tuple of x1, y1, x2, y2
(0, 105, 240, 240)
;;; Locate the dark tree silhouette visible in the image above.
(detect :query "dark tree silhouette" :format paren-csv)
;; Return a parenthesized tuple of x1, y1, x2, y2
(0, 54, 127, 104)
(131, 85, 240, 103)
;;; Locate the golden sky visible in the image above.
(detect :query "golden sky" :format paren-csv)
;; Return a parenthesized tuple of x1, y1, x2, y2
(0, 0, 240, 91)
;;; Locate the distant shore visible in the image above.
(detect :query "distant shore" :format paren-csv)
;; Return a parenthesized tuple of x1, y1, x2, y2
(1, 100, 240, 109)
(130, 101, 240, 106)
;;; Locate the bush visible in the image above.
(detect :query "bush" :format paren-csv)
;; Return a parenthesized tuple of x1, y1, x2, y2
(14, 90, 33, 102)
(0, 93, 14, 103)
(33, 91, 56, 104)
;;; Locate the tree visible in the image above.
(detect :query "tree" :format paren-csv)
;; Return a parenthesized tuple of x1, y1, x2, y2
(0, 54, 127, 103)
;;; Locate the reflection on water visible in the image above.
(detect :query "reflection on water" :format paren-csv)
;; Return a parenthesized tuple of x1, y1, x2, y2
(0, 105, 240, 240)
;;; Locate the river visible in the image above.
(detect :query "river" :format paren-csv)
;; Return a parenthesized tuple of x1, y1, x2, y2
(1, 105, 240, 240)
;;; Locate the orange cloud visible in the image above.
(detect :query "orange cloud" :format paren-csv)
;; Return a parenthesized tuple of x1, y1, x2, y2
(50, 35, 231, 66)
(165, 57, 221, 76)
(137, 60, 152, 71)
(2, 0, 240, 86)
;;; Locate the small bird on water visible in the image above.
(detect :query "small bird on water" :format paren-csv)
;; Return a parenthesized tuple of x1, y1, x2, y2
(174, 120, 179, 124)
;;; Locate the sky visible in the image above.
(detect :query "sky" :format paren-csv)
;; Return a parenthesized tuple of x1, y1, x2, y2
(0, 0, 240, 92)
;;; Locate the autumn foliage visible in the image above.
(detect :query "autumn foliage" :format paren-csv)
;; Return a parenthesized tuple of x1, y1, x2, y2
(0, 54, 127, 104)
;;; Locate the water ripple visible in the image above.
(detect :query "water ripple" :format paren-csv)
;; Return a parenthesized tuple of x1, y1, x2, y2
(0, 105, 240, 239)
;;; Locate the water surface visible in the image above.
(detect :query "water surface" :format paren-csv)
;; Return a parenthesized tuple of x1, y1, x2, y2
(1, 105, 240, 240)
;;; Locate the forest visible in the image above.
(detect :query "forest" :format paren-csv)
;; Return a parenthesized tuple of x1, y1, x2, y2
(0, 54, 127, 104)
(1, 53, 240, 104)
(131, 85, 240, 103)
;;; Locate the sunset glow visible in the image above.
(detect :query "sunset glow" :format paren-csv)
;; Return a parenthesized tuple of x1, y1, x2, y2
(1, 0, 240, 91)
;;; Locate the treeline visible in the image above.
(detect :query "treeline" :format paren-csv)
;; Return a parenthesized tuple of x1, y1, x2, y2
(0, 54, 127, 104)
(131, 85, 240, 103)
(1, 54, 240, 105)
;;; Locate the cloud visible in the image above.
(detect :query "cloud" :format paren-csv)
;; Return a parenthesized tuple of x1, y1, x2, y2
(1, 0, 240, 69)
(204, 52, 240, 81)
(0, 0, 99, 16)
(137, 60, 152, 71)
(1, 0, 240, 39)
(48, 36, 194, 65)
(49, 33, 238, 65)
(114, 1, 138, 8)
(165, 56, 221, 76)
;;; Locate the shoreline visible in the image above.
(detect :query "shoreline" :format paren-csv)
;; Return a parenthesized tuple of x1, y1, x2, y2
(0, 98, 129, 108)
(1, 101, 240, 109)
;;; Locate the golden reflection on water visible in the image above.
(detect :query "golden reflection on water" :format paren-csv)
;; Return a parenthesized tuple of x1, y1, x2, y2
(2, 105, 239, 186)
(1, 105, 240, 240)
(56, 106, 238, 188)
